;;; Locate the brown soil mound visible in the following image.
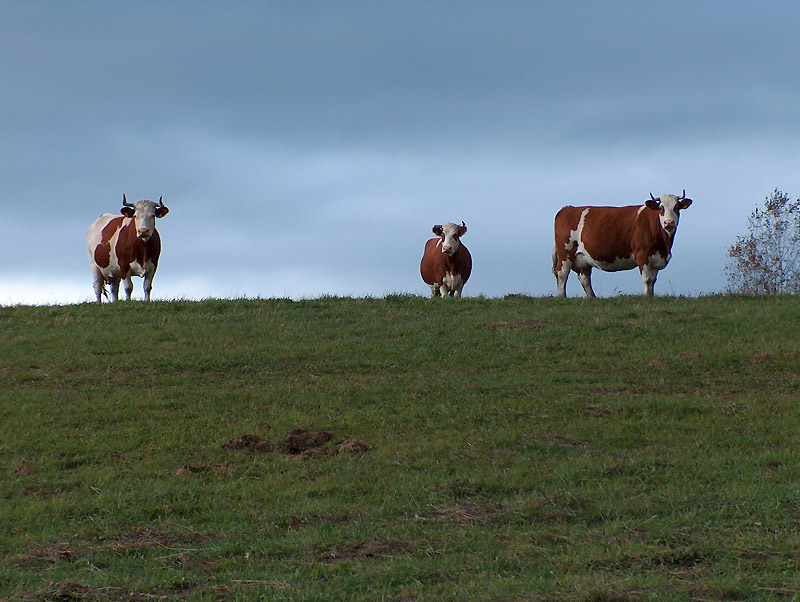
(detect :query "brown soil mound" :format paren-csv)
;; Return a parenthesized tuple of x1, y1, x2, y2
(282, 429, 333, 454)
(221, 434, 275, 453)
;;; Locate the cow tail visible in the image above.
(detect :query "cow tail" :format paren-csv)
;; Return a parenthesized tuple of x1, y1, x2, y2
(552, 245, 558, 275)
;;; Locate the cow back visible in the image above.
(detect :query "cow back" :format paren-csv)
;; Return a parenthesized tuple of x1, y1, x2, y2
(555, 205, 642, 268)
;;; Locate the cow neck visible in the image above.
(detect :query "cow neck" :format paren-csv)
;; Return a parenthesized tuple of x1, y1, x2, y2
(643, 209, 675, 253)
(440, 249, 459, 270)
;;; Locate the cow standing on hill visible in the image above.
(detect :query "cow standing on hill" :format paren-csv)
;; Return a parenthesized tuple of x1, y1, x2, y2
(553, 191, 692, 297)
(420, 221, 472, 297)
(87, 195, 169, 302)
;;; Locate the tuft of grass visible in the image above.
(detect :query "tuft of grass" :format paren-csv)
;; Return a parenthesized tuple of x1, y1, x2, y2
(2, 294, 800, 601)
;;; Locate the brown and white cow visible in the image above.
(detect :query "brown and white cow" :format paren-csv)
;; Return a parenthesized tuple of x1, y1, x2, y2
(420, 221, 472, 297)
(553, 191, 692, 297)
(87, 195, 169, 302)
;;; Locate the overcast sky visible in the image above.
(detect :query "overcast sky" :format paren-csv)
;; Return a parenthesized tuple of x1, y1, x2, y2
(2, 1, 799, 304)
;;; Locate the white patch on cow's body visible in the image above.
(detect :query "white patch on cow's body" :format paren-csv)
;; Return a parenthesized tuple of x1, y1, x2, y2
(646, 250, 670, 270)
(128, 260, 147, 277)
(443, 271, 463, 292)
(569, 208, 636, 272)
(87, 213, 131, 281)
(641, 264, 659, 296)
(439, 273, 464, 297)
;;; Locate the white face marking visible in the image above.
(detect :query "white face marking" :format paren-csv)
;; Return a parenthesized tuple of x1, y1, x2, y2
(440, 222, 462, 256)
(132, 200, 159, 241)
(652, 194, 683, 236)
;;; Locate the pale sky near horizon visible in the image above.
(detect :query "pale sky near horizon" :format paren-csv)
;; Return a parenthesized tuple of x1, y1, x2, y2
(2, 1, 799, 305)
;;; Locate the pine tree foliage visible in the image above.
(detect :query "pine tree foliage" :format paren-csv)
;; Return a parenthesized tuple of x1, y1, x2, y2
(726, 189, 800, 294)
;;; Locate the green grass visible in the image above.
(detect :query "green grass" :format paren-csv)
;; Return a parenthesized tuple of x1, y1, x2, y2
(2, 294, 800, 601)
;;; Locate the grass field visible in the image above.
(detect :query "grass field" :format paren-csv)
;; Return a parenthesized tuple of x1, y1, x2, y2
(2, 294, 800, 601)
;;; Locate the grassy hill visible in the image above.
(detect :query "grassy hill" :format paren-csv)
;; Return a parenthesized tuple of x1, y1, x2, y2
(2, 295, 800, 601)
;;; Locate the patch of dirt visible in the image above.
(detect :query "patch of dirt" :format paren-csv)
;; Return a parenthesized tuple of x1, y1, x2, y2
(14, 458, 37, 475)
(338, 439, 369, 455)
(221, 433, 275, 453)
(173, 463, 232, 477)
(675, 351, 701, 360)
(27, 582, 100, 601)
(312, 538, 417, 561)
(749, 352, 774, 364)
(20, 580, 152, 602)
(530, 494, 590, 524)
(536, 433, 588, 448)
(19, 486, 68, 499)
(221, 430, 368, 459)
(430, 501, 499, 526)
(283, 429, 332, 454)
(582, 588, 643, 602)
(578, 404, 616, 418)
(651, 549, 704, 569)
(103, 527, 216, 553)
(483, 318, 545, 330)
(13, 543, 74, 566)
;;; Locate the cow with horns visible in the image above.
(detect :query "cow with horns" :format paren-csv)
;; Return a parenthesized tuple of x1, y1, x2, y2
(553, 191, 693, 297)
(87, 195, 169, 302)
(420, 221, 472, 297)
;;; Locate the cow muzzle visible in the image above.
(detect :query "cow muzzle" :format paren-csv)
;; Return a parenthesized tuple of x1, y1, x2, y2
(138, 228, 151, 241)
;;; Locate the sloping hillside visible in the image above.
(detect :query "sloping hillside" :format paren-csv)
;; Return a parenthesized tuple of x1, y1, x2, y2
(2, 295, 799, 601)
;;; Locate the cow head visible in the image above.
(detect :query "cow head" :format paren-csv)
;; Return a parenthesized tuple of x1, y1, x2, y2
(645, 190, 692, 237)
(432, 221, 467, 256)
(121, 194, 169, 242)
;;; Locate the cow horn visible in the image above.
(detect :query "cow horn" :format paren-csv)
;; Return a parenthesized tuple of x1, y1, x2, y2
(678, 189, 686, 200)
(122, 193, 134, 207)
(649, 193, 658, 202)
(461, 221, 466, 228)
(157, 195, 167, 209)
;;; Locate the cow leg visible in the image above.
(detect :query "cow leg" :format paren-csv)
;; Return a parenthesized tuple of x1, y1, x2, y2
(576, 268, 596, 298)
(555, 259, 571, 297)
(641, 265, 658, 297)
(91, 266, 105, 303)
(143, 270, 156, 301)
(108, 278, 120, 302)
(439, 284, 450, 297)
(430, 284, 440, 298)
(123, 276, 134, 301)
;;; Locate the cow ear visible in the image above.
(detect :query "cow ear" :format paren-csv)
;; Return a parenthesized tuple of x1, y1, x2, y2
(121, 207, 135, 217)
(156, 206, 169, 218)
(679, 198, 693, 210)
(432, 225, 444, 235)
(645, 200, 661, 211)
